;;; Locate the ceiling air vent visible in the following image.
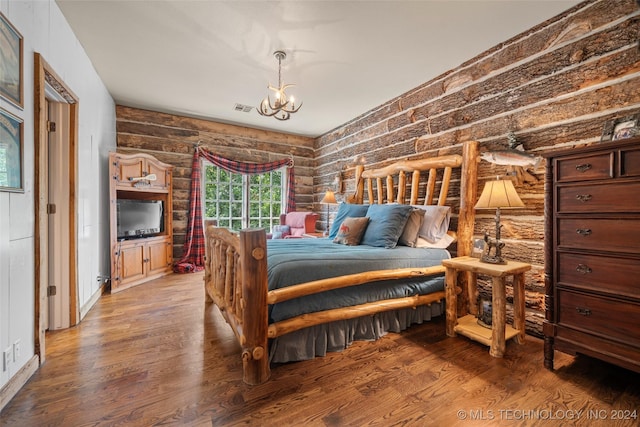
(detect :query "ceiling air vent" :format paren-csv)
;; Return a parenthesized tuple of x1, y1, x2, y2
(234, 103, 253, 113)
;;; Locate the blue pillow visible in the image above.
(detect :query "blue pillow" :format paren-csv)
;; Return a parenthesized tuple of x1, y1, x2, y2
(328, 203, 370, 239)
(360, 204, 413, 248)
(271, 224, 290, 239)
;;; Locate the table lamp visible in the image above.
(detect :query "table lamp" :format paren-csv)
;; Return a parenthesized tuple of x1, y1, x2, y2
(474, 178, 524, 264)
(320, 189, 337, 236)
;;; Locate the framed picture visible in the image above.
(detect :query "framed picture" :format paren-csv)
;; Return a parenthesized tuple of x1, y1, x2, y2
(0, 107, 23, 192)
(0, 12, 23, 108)
(601, 114, 640, 142)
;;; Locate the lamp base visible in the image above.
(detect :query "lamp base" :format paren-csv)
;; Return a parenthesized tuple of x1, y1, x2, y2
(480, 207, 507, 264)
(480, 253, 506, 264)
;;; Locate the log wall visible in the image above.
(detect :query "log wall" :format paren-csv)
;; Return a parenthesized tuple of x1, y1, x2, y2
(115, 106, 315, 259)
(315, 0, 640, 336)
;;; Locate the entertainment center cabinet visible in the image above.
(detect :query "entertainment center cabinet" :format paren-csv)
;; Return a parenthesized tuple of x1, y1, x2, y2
(109, 152, 174, 292)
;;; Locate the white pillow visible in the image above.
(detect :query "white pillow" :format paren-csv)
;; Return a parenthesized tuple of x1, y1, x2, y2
(415, 233, 455, 249)
(412, 205, 451, 243)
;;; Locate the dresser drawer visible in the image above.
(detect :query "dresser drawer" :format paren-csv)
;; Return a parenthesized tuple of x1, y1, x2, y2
(556, 152, 613, 182)
(558, 252, 640, 298)
(621, 146, 640, 178)
(557, 290, 640, 346)
(554, 327, 640, 372)
(557, 218, 640, 254)
(557, 181, 640, 213)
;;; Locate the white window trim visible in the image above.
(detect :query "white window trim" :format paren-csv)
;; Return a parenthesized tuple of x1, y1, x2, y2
(202, 160, 288, 231)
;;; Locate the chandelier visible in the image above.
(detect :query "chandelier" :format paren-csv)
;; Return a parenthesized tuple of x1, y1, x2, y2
(257, 50, 302, 121)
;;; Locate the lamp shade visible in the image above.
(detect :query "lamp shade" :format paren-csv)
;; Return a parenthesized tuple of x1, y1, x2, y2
(474, 179, 524, 209)
(320, 190, 337, 204)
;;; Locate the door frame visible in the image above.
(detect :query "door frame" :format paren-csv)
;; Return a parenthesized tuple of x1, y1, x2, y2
(34, 53, 79, 363)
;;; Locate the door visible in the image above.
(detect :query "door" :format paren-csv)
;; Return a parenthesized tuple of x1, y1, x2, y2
(47, 100, 72, 330)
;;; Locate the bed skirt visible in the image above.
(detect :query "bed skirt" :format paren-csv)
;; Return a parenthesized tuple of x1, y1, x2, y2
(269, 301, 444, 364)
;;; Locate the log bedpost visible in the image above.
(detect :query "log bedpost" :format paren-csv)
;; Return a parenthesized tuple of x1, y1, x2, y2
(457, 140, 479, 315)
(239, 228, 270, 385)
(203, 220, 218, 303)
(354, 165, 365, 204)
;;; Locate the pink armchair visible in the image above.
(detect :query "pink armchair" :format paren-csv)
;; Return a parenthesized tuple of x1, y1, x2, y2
(270, 211, 319, 238)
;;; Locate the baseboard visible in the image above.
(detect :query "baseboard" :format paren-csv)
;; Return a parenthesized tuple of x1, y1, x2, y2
(79, 282, 106, 320)
(0, 355, 39, 412)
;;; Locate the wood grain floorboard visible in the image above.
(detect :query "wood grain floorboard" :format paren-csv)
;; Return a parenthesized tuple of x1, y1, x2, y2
(0, 272, 638, 426)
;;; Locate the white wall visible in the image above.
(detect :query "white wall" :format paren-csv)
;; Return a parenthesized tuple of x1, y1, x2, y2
(0, 0, 115, 388)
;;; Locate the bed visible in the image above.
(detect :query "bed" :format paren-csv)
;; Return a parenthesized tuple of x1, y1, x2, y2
(204, 140, 479, 384)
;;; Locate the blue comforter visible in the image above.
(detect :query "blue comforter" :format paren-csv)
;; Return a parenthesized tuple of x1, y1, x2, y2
(267, 238, 450, 323)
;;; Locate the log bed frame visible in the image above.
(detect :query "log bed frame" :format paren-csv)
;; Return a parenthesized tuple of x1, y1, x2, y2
(204, 140, 479, 384)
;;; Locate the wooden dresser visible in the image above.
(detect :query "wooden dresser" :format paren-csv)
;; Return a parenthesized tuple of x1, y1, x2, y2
(543, 137, 640, 372)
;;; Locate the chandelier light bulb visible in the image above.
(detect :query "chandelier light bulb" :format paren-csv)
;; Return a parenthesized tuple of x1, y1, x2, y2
(257, 50, 302, 121)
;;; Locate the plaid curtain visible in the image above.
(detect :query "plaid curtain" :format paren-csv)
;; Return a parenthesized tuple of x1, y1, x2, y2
(174, 147, 295, 273)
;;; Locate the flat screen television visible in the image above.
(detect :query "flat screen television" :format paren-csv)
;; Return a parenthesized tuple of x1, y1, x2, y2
(117, 199, 164, 239)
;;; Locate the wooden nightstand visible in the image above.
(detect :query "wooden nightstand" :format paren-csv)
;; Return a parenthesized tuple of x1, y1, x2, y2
(442, 256, 531, 357)
(302, 232, 326, 238)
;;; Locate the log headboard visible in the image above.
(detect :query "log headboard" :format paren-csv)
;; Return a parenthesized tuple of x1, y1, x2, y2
(352, 154, 461, 206)
(350, 141, 478, 257)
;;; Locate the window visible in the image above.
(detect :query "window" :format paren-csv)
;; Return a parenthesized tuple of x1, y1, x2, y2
(203, 163, 286, 231)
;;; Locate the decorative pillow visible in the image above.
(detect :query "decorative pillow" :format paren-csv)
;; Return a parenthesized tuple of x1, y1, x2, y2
(328, 203, 370, 239)
(398, 208, 425, 247)
(271, 224, 290, 239)
(360, 204, 413, 248)
(413, 205, 451, 243)
(333, 217, 370, 246)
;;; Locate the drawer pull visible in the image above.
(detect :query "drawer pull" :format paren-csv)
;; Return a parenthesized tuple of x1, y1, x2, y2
(576, 264, 592, 274)
(576, 228, 592, 236)
(575, 194, 592, 202)
(575, 163, 592, 172)
(575, 307, 592, 316)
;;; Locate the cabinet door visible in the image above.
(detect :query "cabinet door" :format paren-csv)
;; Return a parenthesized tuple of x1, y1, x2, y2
(114, 156, 146, 187)
(146, 161, 170, 190)
(146, 239, 172, 277)
(118, 242, 146, 287)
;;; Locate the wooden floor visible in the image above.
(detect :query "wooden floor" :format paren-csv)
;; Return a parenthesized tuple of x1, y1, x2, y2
(1, 273, 639, 427)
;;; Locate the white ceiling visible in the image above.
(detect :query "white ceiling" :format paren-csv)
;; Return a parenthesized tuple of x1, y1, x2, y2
(56, 0, 581, 138)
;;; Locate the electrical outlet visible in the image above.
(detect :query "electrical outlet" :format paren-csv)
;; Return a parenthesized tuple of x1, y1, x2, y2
(3, 347, 11, 372)
(13, 339, 21, 361)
